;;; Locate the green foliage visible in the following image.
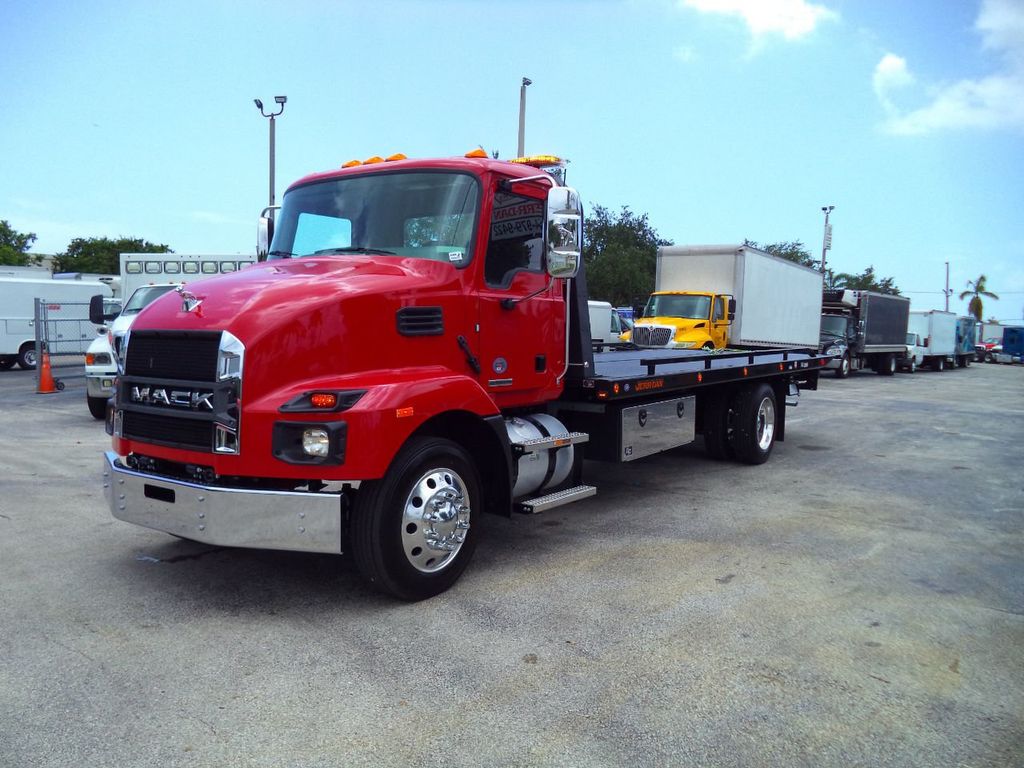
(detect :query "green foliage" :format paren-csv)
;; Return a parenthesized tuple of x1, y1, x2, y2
(832, 265, 901, 295)
(584, 205, 671, 308)
(958, 275, 998, 322)
(0, 220, 39, 266)
(744, 239, 817, 268)
(53, 237, 173, 275)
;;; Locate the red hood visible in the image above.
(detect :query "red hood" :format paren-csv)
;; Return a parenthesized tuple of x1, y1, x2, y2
(132, 255, 465, 398)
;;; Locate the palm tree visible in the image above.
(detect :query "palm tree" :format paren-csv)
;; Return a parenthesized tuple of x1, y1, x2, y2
(959, 275, 999, 321)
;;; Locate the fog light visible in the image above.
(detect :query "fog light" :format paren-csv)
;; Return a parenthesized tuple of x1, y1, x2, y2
(302, 428, 330, 457)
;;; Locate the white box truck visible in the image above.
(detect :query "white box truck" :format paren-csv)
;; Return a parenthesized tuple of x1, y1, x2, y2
(0, 276, 114, 370)
(907, 310, 958, 372)
(630, 244, 823, 350)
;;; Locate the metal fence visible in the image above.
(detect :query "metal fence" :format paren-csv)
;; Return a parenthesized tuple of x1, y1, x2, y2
(34, 298, 102, 389)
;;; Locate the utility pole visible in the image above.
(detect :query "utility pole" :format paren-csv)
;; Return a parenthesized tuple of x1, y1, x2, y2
(517, 77, 532, 157)
(944, 261, 951, 311)
(254, 96, 287, 219)
(820, 205, 834, 279)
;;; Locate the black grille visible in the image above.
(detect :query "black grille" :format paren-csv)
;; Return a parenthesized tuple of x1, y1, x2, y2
(396, 306, 444, 336)
(123, 411, 213, 451)
(632, 325, 673, 346)
(125, 331, 220, 381)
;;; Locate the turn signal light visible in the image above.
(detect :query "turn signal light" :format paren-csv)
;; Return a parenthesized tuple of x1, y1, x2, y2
(85, 353, 95, 365)
(465, 148, 488, 158)
(309, 392, 337, 409)
(342, 160, 361, 168)
(364, 156, 385, 164)
(386, 153, 407, 161)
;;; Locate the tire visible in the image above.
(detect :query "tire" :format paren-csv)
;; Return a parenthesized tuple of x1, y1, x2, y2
(17, 344, 37, 370)
(702, 390, 737, 461)
(731, 383, 778, 465)
(350, 437, 481, 601)
(906, 358, 916, 374)
(834, 354, 850, 378)
(701, 342, 715, 351)
(931, 357, 944, 372)
(986, 352, 994, 363)
(877, 353, 896, 376)
(0, 356, 15, 371)
(87, 395, 108, 420)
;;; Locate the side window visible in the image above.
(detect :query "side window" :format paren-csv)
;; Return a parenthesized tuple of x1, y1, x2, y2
(485, 192, 544, 288)
(712, 296, 725, 322)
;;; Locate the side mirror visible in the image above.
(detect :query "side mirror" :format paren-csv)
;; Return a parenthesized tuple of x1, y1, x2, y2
(727, 297, 736, 321)
(89, 294, 117, 325)
(545, 186, 582, 279)
(257, 206, 280, 261)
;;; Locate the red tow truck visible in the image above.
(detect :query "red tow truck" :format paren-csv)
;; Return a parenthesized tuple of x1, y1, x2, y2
(100, 151, 824, 599)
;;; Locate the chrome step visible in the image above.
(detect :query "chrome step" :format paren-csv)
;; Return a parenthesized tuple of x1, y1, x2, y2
(516, 484, 597, 514)
(511, 431, 589, 456)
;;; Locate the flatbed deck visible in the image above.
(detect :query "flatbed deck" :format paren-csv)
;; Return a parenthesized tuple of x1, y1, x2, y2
(572, 344, 825, 401)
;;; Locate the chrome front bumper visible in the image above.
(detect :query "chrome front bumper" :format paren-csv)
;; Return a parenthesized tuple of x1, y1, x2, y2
(101, 451, 343, 553)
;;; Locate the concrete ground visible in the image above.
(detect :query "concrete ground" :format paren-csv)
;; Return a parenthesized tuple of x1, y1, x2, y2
(0, 362, 1021, 767)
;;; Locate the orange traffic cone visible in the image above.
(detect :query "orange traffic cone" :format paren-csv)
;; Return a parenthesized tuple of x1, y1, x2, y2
(37, 350, 58, 394)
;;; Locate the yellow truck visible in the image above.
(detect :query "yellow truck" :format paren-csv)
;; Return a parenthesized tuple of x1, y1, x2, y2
(627, 244, 823, 350)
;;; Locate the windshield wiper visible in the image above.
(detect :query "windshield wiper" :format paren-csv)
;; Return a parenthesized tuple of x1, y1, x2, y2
(313, 246, 397, 256)
(267, 250, 296, 258)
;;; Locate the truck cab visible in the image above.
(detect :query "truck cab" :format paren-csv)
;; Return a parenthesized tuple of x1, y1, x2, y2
(819, 312, 854, 376)
(898, 332, 925, 373)
(629, 291, 732, 349)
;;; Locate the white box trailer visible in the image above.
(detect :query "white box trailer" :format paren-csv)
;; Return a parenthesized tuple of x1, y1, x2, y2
(653, 244, 823, 348)
(908, 310, 957, 372)
(0, 276, 113, 369)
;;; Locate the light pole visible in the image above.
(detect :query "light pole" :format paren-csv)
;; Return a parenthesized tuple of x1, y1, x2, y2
(944, 261, 952, 311)
(517, 77, 532, 157)
(254, 95, 287, 219)
(820, 205, 834, 279)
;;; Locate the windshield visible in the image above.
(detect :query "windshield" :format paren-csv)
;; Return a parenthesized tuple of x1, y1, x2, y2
(643, 294, 711, 320)
(123, 284, 179, 314)
(821, 315, 848, 335)
(906, 333, 916, 345)
(269, 171, 480, 266)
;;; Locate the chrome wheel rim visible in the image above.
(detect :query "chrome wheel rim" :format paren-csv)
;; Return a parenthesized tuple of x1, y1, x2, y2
(401, 467, 471, 573)
(24, 349, 36, 367)
(756, 397, 776, 451)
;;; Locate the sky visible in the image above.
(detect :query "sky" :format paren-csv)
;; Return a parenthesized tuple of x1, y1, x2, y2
(2, 0, 1022, 320)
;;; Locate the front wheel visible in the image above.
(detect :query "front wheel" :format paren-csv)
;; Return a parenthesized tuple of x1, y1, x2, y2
(351, 437, 482, 601)
(87, 395, 107, 420)
(731, 383, 778, 465)
(834, 354, 850, 378)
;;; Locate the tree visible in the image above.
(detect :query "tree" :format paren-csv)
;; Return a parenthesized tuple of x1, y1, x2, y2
(832, 265, 901, 295)
(744, 239, 817, 268)
(0, 220, 40, 266)
(584, 205, 672, 308)
(53, 236, 172, 275)
(958, 275, 998, 322)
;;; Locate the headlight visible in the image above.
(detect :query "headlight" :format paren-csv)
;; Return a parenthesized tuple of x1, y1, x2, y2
(674, 340, 697, 349)
(826, 344, 843, 357)
(302, 428, 331, 457)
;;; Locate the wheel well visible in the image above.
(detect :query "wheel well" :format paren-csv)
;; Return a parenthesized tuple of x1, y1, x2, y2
(411, 410, 513, 517)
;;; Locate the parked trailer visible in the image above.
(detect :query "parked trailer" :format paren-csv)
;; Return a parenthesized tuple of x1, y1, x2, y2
(0, 276, 113, 370)
(955, 316, 977, 368)
(99, 152, 824, 600)
(907, 310, 957, 372)
(993, 326, 1024, 364)
(820, 290, 910, 377)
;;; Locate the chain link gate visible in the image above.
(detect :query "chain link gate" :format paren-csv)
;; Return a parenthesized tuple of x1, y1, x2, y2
(33, 298, 101, 391)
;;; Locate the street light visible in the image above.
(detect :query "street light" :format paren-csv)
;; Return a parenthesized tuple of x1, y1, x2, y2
(820, 205, 834, 278)
(517, 77, 532, 157)
(254, 95, 287, 219)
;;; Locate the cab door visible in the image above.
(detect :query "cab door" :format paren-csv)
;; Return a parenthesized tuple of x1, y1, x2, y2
(474, 189, 565, 408)
(711, 294, 731, 348)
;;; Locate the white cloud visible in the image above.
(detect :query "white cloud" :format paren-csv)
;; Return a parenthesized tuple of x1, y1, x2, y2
(878, 0, 1024, 135)
(680, 0, 838, 41)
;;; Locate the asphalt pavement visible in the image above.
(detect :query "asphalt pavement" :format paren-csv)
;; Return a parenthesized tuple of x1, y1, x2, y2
(1, 362, 1022, 767)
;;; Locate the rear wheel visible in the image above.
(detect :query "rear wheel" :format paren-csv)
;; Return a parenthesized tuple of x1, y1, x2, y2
(731, 383, 777, 465)
(17, 344, 36, 370)
(87, 395, 107, 420)
(876, 353, 896, 376)
(931, 357, 945, 372)
(351, 437, 481, 601)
